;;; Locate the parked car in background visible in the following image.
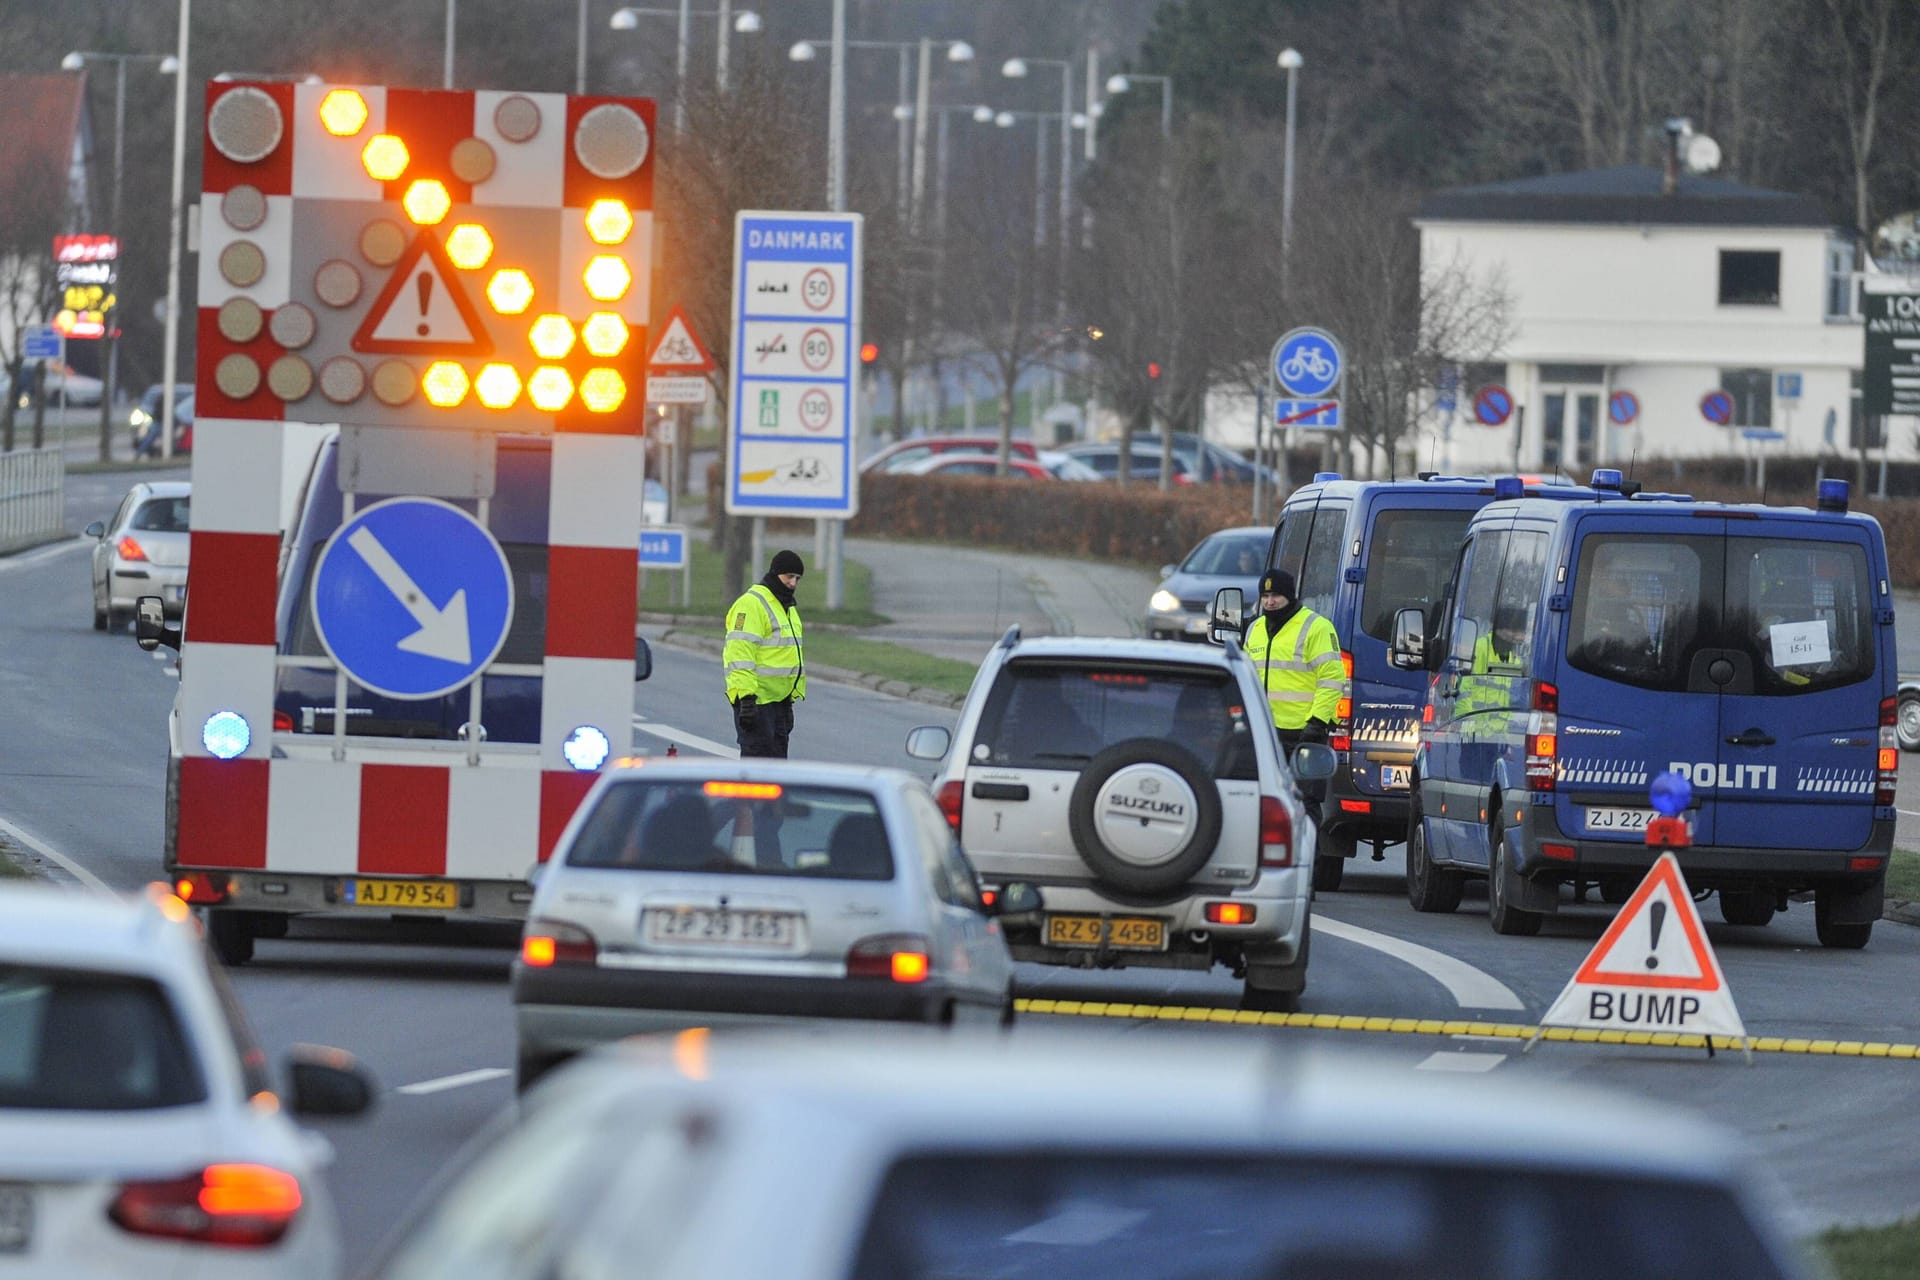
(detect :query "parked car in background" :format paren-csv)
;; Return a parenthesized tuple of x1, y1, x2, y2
(1169, 432, 1282, 486)
(1897, 677, 1920, 751)
(4, 358, 104, 409)
(86, 481, 191, 630)
(1035, 448, 1103, 480)
(895, 453, 1053, 480)
(372, 1030, 1814, 1280)
(134, 391, 195, 458)
(511, 758, 1034, 1090)
(859, 435, 1040, 474)
(1147, 525, 1271, 642)
(0, 881, 375, 1279)
(1059, 441, 1197, 484)
(128, 383, 194, 453)
(642, 478, 668, 525)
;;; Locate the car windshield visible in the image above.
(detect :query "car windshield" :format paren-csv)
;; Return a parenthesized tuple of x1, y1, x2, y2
(0, 966, 205, 1110)
(565, 781, 895, 880)
(130, 496, 191, 533)
(1360, 508, 1476, 640)
(973, 662, 1258, 779)
(1568, 532, 1874, 695)
(1182, 534, 1268, 577)
(849, 1153, 1791, 1280)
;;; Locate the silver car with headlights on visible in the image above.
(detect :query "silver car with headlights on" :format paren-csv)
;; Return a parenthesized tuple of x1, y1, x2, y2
(511, 759, 1035, 1090)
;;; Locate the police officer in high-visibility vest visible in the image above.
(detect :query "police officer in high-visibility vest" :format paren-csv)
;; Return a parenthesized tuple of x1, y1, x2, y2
(725, 549, 807, 757)
(1244, 569, 1344, 774)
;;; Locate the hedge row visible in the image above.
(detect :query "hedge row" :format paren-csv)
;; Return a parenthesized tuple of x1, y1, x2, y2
(847, 474, 1260, 566)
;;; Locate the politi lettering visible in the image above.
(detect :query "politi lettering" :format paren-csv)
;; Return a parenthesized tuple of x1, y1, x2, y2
(1665, 762, 1777, 790)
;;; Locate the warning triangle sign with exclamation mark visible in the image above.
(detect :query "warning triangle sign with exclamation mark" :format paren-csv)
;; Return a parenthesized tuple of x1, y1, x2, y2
(350, 230, 494, 357)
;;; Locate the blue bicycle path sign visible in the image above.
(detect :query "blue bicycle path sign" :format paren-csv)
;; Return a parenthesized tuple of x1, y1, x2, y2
(1272, 327, 1343, 398)
(311, 497, 515, 701)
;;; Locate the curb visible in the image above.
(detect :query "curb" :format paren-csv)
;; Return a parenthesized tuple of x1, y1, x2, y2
(1887, 900, 1920, 927)
(646, 626, 962, 709)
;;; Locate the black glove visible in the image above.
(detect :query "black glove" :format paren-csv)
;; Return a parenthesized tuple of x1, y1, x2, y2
(736, 695, 758, 730)
(1300, 719, 1330, 744)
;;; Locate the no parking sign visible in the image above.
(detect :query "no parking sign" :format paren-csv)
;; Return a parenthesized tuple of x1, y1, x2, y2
(1471, 384, 1513, 427)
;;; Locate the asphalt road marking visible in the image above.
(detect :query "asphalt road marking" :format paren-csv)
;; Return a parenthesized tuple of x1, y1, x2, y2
(631, 715, 739, 758)
(0, 536, 87, 575)
(1312, 914, 1525, 1010)
(395, 1068, 511, 1095)
(0, 813, 110, 894)
(1014, 999, 1920, 1057)
(1416, 1051, 1506, 1072)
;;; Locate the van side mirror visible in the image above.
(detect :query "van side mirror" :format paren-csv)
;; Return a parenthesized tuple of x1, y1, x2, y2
(1208, 586, 1245, 645)
(1388, 607, 1426, 671)
(1290, 743, 1337, 780)
(905, 725, 951, 760)
(633, 635, 652, 681)
(134, 596, 181, 652)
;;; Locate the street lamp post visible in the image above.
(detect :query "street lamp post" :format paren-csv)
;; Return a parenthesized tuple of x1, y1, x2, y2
(1277, 48, 1303, 297)
(611, 4, 763, 129)
(1105, 71, 1173, 139)
(61, 48, 178, 461)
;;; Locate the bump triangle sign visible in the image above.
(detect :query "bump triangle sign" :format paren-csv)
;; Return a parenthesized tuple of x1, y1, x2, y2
(1536, 852, 1748, 1047)
(351, 230, 493, 357)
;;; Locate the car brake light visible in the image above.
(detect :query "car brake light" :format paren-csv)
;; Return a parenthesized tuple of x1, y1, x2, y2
(846, 933, 931, 982)
(1258, 795, 1292, 867)
(1877, 697, 1898, 803)
(109, 1164, 302, 1247)
(520, 919, 597, 967)
(272, 710, 294, 732)
(936, 780, 963, 831)
(173, 872, 227, 904)
(1525, 716, 1558, 792)
(1540, 843, 1576, 861)
(1205, 902, 1255, 925)
(1338, 799, 1371, 814)
(116, 536, 148, 562)
(1330, 651, 1354, 751)
(1534, 681, 1558, 713)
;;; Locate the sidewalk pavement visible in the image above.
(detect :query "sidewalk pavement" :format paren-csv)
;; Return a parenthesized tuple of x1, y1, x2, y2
(845, 536, 1160, 665)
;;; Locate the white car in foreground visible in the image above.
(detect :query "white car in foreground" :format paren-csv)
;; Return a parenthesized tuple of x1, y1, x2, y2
(371, 1028, 1814, 1280)
(0, 882, 375, 1278)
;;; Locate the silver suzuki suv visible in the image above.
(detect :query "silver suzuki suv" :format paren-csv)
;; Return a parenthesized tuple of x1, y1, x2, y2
(908, 627, 1334, 1011)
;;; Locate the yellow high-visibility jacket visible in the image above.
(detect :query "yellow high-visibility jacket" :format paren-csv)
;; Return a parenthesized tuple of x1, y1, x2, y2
(724, 584, 806, 704)
(1245, 607, 1343, 730)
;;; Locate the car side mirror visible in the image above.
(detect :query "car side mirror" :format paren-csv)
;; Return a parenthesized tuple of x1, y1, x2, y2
(634, 635, 653, 681)
(1208, 586, 1245, 645)
(905, 725, 951, 760)
(284, 1045, 377, 1118)
(84, 520, 105, 539)
(1159, 563, 1176, 578)
(1290, 743, 1337, 780)
(988, 881, 1042, 916)
(134, 596, 181, 652)
(1388, 607, 1426, 671)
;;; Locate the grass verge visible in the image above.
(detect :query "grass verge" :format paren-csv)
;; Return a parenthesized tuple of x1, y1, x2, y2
(640, 537, 887, 628)
(1885, 848, 1920, 902)
(1817, 1215, 1920, 1279)
(665, 624, 976, 699)
(0, 835, 30, 878)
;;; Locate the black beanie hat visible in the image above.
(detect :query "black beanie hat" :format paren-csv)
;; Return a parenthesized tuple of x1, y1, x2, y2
(769, 549, 805, 578)
(1259, 569, 1296, 600)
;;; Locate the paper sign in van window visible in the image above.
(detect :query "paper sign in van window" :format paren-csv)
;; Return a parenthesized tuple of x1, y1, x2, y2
(1768, 619, 1831, 668)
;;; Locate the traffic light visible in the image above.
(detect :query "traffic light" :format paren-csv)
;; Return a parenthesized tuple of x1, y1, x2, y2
(860, 342, 879, 364)
(1147, 361, 1162, 380)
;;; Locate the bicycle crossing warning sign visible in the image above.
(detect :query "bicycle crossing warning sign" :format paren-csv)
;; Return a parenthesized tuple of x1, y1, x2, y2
(647, 304, 715, 372)
(1270, 326, 1343, 431)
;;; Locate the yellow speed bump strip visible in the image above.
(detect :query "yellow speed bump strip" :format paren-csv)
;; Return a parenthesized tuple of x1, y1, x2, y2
(1012, 999, 1920, 1059)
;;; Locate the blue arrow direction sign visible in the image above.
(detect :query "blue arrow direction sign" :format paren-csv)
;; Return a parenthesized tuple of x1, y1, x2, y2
(1272, 327, 1342, 397)
(311, 497, 515, 701)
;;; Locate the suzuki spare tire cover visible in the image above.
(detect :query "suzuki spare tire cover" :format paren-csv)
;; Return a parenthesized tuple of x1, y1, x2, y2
(1068, 738, 1222, 894)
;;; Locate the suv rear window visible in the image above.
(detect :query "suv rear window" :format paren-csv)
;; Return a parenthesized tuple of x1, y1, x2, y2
(972, 663, 1258, 780)
(0, 967, 205, 1110)
(565, 781, 894, 880)
(1569, 532, 1873, 694)
(1360, 508, 1474, 640)
(849, 1153, 1791, 1280)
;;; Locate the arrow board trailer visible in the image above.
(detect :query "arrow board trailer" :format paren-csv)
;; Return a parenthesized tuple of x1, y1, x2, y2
(163, 82, 658, 964)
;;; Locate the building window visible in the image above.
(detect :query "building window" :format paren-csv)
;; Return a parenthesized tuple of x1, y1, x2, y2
(1848, 369, 1882, 449)
(1719, 251, 1781, 306)
(1827, 238, 1859, 320)
(1720, 368, 1772, 428)
(1538, 364, 1606, 384)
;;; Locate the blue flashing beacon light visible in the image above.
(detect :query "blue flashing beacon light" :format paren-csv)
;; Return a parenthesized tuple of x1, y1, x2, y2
(1645, 770, 1693, 849)
(1312, 472, 1342, 483)
(1816, 478, 1850, 513)
(1590, 468, 1624, 491)
(1491, 476, 1524, 499)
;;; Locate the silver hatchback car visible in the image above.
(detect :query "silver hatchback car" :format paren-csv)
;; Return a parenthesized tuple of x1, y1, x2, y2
(86, 480, 190, 630)
(511, 760, 1035, 1089)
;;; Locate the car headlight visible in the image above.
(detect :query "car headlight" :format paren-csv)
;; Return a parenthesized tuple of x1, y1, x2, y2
(129, 409, 151, 427)
(1149, 589, 1182, 614)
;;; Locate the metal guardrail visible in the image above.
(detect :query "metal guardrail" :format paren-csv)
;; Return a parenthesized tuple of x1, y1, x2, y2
(0, 449, 65, 554)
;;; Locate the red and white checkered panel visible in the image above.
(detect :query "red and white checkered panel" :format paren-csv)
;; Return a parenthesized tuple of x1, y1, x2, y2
(177, 82, 656, 879)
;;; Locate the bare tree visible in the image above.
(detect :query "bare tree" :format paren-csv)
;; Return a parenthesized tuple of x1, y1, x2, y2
(1809, 0, 1904, 238)
(0, 129, 71, 452)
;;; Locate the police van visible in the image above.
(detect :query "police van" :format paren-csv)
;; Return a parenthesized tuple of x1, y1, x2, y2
(1393, 472, 1895, 947)
(1264, 472, 1591, 890)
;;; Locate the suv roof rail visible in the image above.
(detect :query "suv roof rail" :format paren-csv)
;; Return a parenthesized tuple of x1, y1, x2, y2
(997, 624, 1021, 650)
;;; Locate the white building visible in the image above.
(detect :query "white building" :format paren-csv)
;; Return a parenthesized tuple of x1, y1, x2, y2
(1414, 165, 1880, 475)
